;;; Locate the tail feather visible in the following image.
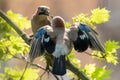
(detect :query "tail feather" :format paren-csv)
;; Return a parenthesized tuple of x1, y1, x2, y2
(52, 55, 66, 75)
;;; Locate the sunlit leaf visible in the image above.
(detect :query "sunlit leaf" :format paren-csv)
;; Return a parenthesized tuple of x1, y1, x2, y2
(91, 66, 112, 80)
(105, 40, 120, 53)
(90, 8, 110, 24)
(0, 67, 39, 80)
(92, 40, 120, 65)
(82, 64, 112, 80)
(68, 49, 81, 67)
(83, 64, 96, 77)
(65, 22, 71, 28)
(7, 10, 31, 30)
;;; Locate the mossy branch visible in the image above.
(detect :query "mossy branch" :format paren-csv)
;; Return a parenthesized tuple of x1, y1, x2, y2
(0, 10, 89, 80)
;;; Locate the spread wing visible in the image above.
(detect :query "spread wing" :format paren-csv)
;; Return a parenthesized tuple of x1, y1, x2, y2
(78, 23, 105, 53)
(68, 23, 105, 53)
(29, 26, 55, 62)
(73, 29, 89, 52)
(68, 24, 89, 52)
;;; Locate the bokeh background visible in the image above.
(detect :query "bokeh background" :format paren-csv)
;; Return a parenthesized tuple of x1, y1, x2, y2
(0, 0, 120, 80)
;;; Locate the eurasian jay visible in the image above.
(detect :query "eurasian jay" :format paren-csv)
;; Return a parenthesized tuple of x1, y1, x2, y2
(51, 16, 72, 75)
(31, 6, 51, 35)
(29, 15, 105, 76)
(29, 16, 72, 75)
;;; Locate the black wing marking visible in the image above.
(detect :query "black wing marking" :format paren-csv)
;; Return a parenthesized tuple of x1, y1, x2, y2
(73, 28, 89, 52)
(79, 23, 105, 53)
(43, 32, 55, 54)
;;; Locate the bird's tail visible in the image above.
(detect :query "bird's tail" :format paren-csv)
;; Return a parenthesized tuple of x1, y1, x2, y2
(52, 55, 66, 75)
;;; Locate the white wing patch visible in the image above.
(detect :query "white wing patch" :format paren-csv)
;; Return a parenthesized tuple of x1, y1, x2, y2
(44, 37, 50, 42)
(79, 34, 86, 40)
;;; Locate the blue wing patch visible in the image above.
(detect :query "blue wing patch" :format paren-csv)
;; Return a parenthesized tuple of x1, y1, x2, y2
(35, 28, 47, 39)
(78, 23, 90, 32)
(78, 23, 105, 53)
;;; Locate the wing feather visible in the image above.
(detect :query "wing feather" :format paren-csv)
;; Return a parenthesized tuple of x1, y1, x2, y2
(79, 23, 105, 53)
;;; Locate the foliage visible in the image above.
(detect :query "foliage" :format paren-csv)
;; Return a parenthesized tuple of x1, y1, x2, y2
(72, 8, 110, 29)
(69, 8, 119, 80)
(68, 49, 81, 67)
(65, 22, 71, 29)
(0, 11, 30, 61)
(0, 67, 39, 80)
(0, 8, 119, 80)
(82, 64, 112, 80)
(7, 10, 31, 30)
(91, 8, 110, 24)
(92, 40, 120, 65)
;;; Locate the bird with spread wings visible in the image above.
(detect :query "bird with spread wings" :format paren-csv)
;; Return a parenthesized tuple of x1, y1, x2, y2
(29, 6, 105, 76)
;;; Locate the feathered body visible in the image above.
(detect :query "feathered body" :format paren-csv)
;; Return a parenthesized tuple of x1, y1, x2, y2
(31, 6, 51, 34)
(29, 14, 105, 76)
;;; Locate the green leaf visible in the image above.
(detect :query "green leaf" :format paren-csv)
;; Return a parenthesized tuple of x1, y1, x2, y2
(0, 11, 30, 61)
(82, 64, 112, 80)
(68, 49, 81, 67)
(65, 22, 71, 28)
(105, 40, 120, 53)
(83, 64, 96, 77)
(92, 40, 120, 65)
(104, 40, 120, 65)
(105, 53, 118, 65)
(72, 8, 110, 29)
(90, 8, 110, 24)
(22, 68, 39, 80)
(0, 67, 39, 80)
(91, 66, 112, 80)
(72, 13, 90, 23)
(7, 10, 31, 30)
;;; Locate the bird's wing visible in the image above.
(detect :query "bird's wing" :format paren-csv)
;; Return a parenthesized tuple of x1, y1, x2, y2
(68, 24, 89, 52)
(79, 23, 105, 53)
(29, 25, 55, 62)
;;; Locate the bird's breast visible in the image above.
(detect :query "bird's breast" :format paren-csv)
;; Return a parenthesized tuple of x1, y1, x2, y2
(53, 31, 72, 57)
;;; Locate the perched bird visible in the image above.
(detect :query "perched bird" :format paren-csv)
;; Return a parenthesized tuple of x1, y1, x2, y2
(51, 16, 72, 75)
(29, 13, 105, 76)
(31, 6, 51, 35)
(69, 23, 105, 53)
(29, 16, 72, 75)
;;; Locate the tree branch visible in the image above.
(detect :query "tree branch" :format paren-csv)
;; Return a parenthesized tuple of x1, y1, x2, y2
(0, 10, 89, 80)
(66, 59, 89, 80)
(0, 10, 31, 45)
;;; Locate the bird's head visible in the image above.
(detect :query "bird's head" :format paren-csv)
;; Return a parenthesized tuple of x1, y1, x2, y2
(52, 16, 65, 28)
(37, 6, 50, 16)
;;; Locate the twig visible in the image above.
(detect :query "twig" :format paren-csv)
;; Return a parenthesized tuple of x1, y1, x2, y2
(66, 59, 89, 80)
(47, 68, 59, 80)
(84, 51, 105, 58)
(19, 62, 29, 80)
(40, 71, 47, 80)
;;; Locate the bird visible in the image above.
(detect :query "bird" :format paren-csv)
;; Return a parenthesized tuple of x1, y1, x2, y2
(29, 16, 72, 75)
(29, 14, 105, 76)
(51, 16, 72, 75)
(31, 6, 51, 35)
